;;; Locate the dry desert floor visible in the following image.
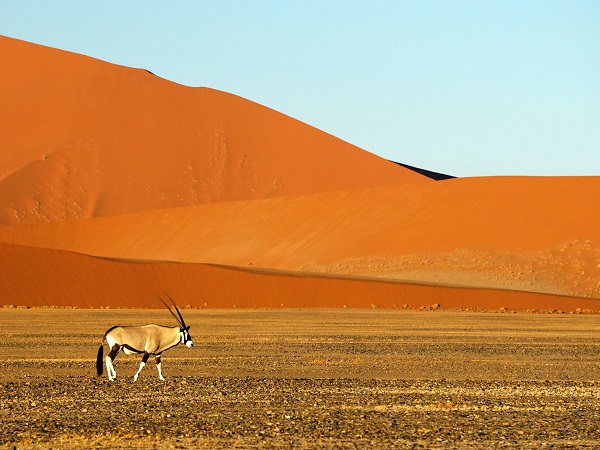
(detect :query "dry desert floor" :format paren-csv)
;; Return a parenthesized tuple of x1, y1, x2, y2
(2, 308, 600, 449)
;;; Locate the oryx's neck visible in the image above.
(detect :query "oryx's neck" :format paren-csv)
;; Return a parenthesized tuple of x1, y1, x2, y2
(160, 326, 183, 350)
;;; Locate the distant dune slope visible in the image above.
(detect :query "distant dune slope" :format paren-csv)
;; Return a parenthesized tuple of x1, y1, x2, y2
(2, 176, 600, 298)
(0, 35, 428, 226)
(2, 242, 598, 311)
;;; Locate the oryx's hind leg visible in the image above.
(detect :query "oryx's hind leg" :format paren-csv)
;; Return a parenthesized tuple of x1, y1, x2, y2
(155, 354, 166, 381)
(105, 346, 120, 381)
(133, 352, 150, 381)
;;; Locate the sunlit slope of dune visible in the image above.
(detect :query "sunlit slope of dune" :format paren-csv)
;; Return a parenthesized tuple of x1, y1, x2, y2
(0, 36, 428, 226)
(2, 242, 598, 311)
(2, 176, 599, 298)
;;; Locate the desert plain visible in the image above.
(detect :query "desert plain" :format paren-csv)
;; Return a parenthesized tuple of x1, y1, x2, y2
(2, 35, 600, 449)
(3, 307, 600, 449)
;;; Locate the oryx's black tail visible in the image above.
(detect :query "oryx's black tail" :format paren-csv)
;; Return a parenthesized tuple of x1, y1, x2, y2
(96, 344, 104, 376)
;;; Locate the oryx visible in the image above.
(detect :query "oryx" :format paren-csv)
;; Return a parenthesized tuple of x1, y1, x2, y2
(96, 294, 193, 381)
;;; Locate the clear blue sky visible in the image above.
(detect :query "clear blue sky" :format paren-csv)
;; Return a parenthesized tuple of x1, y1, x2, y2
(2, 1, 599, 177)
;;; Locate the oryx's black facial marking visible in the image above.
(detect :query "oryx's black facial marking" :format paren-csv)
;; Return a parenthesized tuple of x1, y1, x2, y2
(180, 326, 193, 347)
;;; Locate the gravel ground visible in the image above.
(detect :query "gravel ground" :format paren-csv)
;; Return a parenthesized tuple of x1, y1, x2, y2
(2, 308, 600, 449)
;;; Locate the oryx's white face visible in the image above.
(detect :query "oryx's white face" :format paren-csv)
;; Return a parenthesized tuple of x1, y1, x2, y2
(181, 326, 193, 348)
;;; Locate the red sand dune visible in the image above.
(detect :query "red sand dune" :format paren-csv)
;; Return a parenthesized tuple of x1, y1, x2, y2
(0, 35, 427, 226)
(2, 176, 600, 299)
(2, 242, 597, 312)
(1, 35, 599, 311)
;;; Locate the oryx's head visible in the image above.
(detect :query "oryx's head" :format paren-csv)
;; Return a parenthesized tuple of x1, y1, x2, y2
(180, 325, 193, 348)
(156, 293, 194, 348)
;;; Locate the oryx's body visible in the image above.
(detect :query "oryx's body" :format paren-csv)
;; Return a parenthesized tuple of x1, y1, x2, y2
(96, 295, 193, 381)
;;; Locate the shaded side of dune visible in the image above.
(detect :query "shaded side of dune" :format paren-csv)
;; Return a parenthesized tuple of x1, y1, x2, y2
(2, 243, 598, 312)
(391, 161, 455, 180)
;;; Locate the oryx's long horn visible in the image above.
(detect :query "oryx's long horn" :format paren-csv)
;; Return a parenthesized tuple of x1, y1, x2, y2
(163, 291, 187, 328)
(155, 294, 183, 327)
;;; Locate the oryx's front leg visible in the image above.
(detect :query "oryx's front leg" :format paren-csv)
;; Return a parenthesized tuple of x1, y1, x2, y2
(156, 354, 166, 381)
(105, 346, 120, 381)
(133, 352, 150, 381)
